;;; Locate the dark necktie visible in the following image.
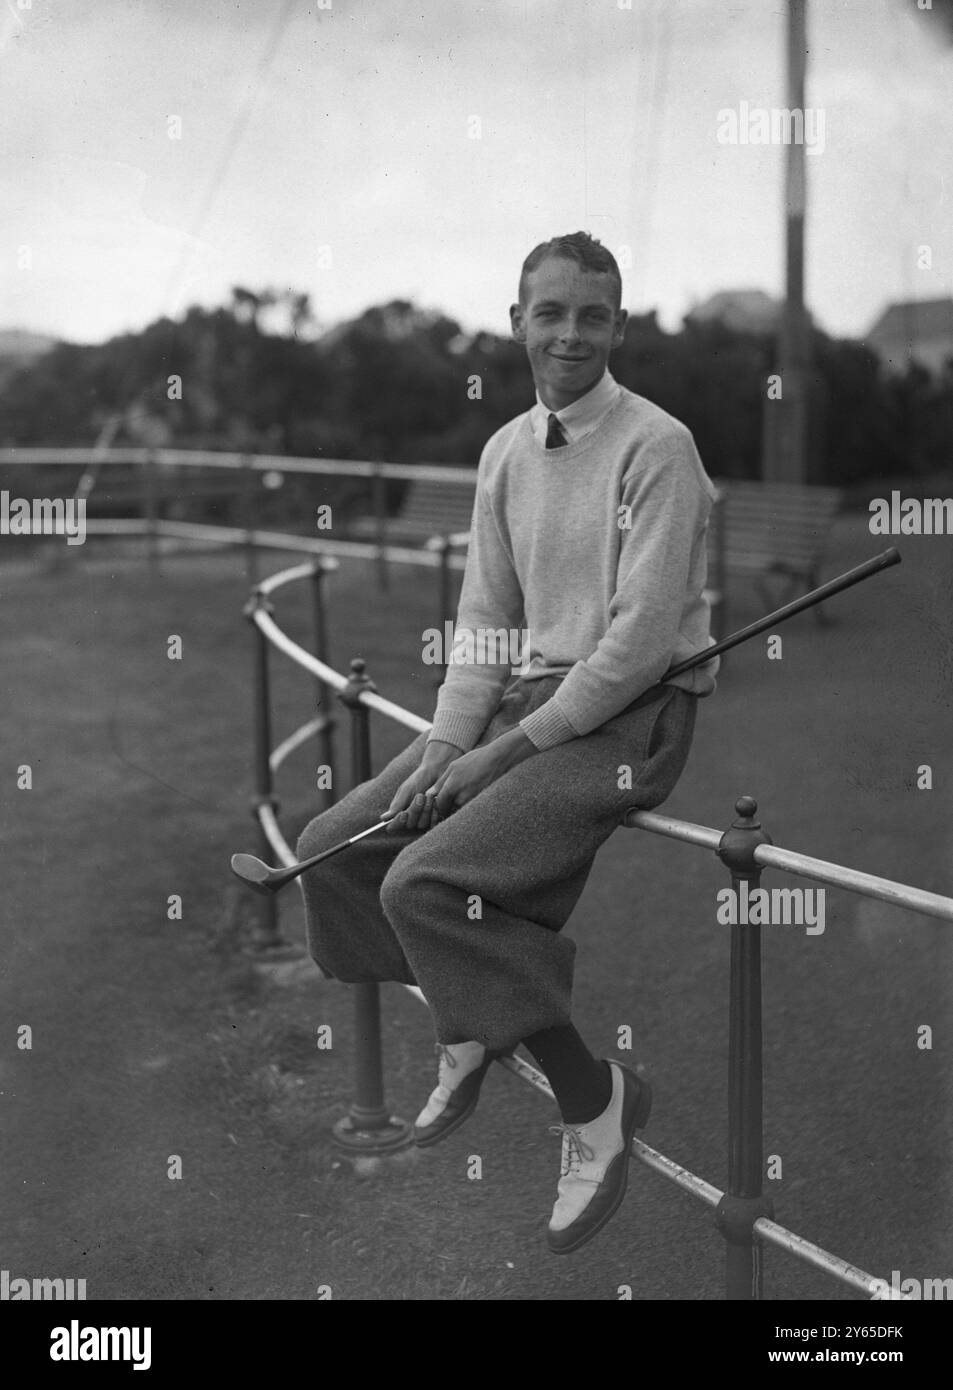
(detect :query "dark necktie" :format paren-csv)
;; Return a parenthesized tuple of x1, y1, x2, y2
(545, 412, 568, 449)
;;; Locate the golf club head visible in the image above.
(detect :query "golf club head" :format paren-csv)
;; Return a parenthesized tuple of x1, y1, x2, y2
(230, 852, 281, 896)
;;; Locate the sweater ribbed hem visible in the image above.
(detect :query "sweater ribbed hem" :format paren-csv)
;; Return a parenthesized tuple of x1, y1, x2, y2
(427, 710, 487, 752)
(518, 699, 580, 751)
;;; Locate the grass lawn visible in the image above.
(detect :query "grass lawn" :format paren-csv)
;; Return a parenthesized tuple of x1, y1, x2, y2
(1, 514, 951, 1301)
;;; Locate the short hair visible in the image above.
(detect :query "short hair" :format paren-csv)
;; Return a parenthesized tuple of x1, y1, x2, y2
(518, 232, 623, 308)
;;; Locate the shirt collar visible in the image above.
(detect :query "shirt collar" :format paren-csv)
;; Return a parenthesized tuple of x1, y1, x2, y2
(532, 371, 620, 443)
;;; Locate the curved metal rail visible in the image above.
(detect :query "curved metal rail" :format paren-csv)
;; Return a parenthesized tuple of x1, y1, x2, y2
(245, 558, 948, 1301)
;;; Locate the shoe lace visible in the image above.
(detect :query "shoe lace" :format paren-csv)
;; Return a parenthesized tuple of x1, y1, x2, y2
(549, 1123, 596, 1178)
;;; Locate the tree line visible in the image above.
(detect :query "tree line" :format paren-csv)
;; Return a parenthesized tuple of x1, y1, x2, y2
(1, 287, 950, 505)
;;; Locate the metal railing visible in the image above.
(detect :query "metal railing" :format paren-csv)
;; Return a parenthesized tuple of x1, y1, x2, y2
(14, 460, 948, 1299)
(241, 554, 952, 1303)
(3, 446, 725, 632)
(0, 445, 477, 591)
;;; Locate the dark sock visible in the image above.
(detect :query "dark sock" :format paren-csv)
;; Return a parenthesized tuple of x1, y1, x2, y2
(521, 1024, 613, 1124)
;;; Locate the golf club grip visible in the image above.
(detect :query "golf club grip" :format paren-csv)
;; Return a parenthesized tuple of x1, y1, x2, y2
(660, 547, 901, 683)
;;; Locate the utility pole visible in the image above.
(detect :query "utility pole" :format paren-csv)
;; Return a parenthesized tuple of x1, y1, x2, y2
(763, 0, 812, 483)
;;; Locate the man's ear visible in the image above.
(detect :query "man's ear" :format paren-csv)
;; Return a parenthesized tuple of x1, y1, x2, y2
(510, 301, 527, 342)
(612, 308, 628, 347)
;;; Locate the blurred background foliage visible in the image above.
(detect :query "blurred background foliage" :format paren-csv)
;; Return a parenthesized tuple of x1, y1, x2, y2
(1, 287, 950, 513)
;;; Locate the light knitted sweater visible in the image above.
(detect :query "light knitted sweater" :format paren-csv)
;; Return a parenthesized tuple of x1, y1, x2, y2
(428, 387, 720, 753)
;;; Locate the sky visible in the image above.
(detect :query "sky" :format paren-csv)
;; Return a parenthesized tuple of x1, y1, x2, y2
(0, 0, 951, 345)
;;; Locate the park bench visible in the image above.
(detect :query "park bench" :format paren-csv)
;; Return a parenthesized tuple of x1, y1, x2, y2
(347, 477, 477, 544)
(82, 464, 242, 523)
(157, 468, 243, 524)
(709, 480, 844, 630)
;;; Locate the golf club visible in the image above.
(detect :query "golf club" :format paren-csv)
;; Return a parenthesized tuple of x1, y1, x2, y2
(231, 817, 394, 896)
(230, 546, 901, 896)
(659, 545, 900, 682)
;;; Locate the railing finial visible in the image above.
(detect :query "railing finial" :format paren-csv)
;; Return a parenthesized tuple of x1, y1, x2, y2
(242, 587, 273, 621)
(340, 655, 376, 706)
(718, 796, 773, 878)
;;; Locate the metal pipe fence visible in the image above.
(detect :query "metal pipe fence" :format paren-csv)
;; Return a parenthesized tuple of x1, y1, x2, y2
(18, 477, 949, 1300)
(0, 445, 480, 483)
(4, 446, 476, 600)
(241, 555, 951, 1303)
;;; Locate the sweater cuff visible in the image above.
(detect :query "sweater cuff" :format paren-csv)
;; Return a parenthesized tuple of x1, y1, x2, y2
(518, 698, 580, 751)
(427, 709, 487, 752)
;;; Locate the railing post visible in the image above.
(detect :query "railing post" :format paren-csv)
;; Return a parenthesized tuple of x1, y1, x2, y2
(309, 557, 337, 811)
(242, 454, 259, 586)
(143, 449, 160, 573)
(371, 464, 389, 593)
(242, 588, 285, 952)
(715, 795, 775, 1299)
(332, 657, 412, 1155)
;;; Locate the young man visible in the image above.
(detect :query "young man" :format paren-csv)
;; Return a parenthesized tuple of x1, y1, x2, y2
(297, 232, 719, 1253)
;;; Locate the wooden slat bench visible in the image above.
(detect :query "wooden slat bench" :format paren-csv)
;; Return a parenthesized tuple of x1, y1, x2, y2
(347, 478, 477, 544)
(708, 481, 844, 630)
(158, 469, 242, 524)
(81, 466, 242, 523)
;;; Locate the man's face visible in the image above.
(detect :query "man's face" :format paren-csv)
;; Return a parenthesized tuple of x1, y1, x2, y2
(510, 256, 627, 411)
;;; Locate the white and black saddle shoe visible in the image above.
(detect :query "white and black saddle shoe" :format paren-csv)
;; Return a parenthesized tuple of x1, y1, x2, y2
(413, 1041, 502, 1148)
(546, 1060, 652, 1254)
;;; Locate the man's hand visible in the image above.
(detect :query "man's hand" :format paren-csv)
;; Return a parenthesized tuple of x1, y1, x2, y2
(429, 727, 538, 818)
(382, 739, 463, 833)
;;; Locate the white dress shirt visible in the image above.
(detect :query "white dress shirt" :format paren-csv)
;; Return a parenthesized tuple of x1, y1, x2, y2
(529, 370, 622, 447)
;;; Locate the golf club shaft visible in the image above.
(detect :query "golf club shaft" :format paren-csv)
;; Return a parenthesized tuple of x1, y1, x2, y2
(657, 547, 901, 684)
(272, 817, 391, 886)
